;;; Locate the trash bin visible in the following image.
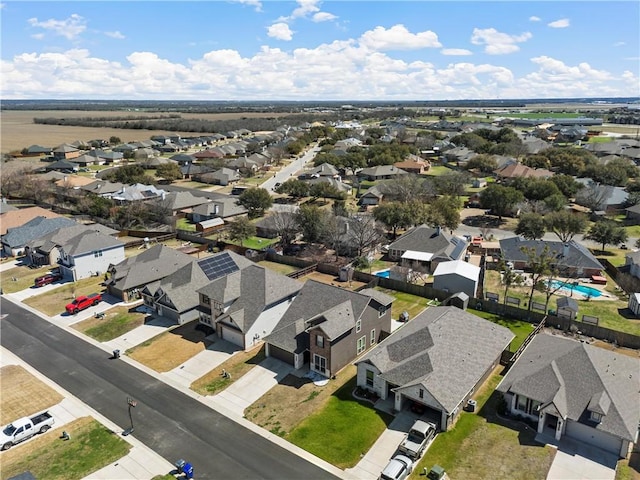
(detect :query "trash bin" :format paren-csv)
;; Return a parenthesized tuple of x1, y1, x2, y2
(112, 349, 120, 359)
(466, 399, 477, 412)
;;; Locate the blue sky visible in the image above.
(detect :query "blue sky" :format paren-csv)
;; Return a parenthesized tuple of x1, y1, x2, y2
(1, 1, 638, 100)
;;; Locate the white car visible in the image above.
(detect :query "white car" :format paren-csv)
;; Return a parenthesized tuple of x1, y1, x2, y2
(380, 454, 414, 480)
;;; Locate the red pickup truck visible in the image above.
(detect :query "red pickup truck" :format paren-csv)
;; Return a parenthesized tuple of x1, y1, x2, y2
(65, 293, 102, 314)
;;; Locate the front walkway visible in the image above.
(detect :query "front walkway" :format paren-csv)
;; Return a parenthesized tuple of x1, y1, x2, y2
(212, 356, 294, 417)
(103, 316, 176, 352)
(537, 434, 617, 480)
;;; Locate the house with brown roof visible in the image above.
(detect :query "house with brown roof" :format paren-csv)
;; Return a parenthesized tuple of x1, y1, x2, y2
(393, 156, 430, 174)
(495, 163, 553, 181)
(0, 206, 63, 236)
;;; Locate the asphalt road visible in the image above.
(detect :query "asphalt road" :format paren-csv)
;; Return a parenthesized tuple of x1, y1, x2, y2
(0, 299, 338, 480)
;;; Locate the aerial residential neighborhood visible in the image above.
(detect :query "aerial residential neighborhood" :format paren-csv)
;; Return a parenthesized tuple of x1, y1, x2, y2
(1, 1, 640, 479)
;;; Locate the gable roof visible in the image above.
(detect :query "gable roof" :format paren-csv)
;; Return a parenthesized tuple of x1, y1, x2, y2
(358, 306, 513, 413)
(2, 216, 77, 249)
(147, 261, 211, 313)
(497, 333, 640, 441)
(389, 225, 468, 261)
(0, 206, 63, 235)
(499, 237, 603, 271)
(433, 260, 480, 281)
(157, 191, 209, 212)
(495, 163, 553, 179)
(359, 165, 408, 177)
(29, 223, 119, 254)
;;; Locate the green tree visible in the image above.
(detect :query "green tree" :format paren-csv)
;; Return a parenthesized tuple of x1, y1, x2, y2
(275, 179, 310, 199)
(237, 187, 273, 218)
(373, 202, 412, 238)
(479, 184, 524, 220)
(227, 217, 256, 247)
(433, 171, 471, 197)
(550, 174, 582, 198)
(425, 196, 461, 231)
(352, 256, 371, 272)
(103, 164, 154, 185)
(584, 220, 628, 252)
(515, 213, 546, 240)
(155, 163, 183, 183)
(109, 136, 121, 145)
(296, 205, 328, 243)
(309, 182, 344, 202)
(521, 245, 555, 312)
(498, 260, 525, 307)
(544, 211, 588, 242)
(465, 154, 497, 173)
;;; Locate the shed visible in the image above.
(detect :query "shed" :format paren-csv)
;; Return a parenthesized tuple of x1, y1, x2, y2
(432, 260, 481, 298)
(196, 217, 224, 234)
(556, 296, 579, 320)
(628, 293, 640, 317)
(443, 291, 470, 310)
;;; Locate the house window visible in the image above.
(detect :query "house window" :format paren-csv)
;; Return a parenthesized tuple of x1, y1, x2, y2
(313, 354, 327, 375)
(357, 336, 366, 355)
(590, 411, 602, 423)
(419, 389, 424, 399)
(199, 313, 211, 326)
(201, 295, 210, 305)
(316, 335, 324, 348)
(356, 319, 362, 333)
(370, 329, 376, 345)
(516, 395, 528, 412)
(378, 306, 386, 318)
(93, 250, 103, 258)
(366, 370, 374, 388)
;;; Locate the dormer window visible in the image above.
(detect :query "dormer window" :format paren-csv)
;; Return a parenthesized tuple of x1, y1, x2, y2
(590, 411, 602, 423)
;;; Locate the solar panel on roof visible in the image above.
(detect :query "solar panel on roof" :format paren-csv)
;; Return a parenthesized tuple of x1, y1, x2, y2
(197, 252, 240, 281)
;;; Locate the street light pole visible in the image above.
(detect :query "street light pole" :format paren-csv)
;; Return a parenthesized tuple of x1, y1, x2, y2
(122, 397, 137, 436)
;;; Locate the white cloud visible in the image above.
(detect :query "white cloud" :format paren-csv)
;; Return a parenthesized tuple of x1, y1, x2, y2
(471, 28, 532, 55)
(105, 31, 125, 40)
(231, 0, 262, 12)
(31, 33, 45, 40)
(359, 25, 441, 51)
(529, 16, 541, 22)
(441, 48, 472, 56)
(548, 18, 570, 28)
(613, 41, 625, 47)
(0, 3, 6, 10)
(28, 13, 87, 40)
(313, 12, 337, 22)
(267, 23, 294, 41)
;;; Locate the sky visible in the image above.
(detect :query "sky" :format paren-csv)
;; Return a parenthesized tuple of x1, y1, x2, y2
(1, 1, 639, 101)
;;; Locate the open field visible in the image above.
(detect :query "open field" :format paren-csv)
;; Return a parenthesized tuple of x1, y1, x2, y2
(0, 417, 131, 480)
(191, 345, 264, 396)
(126, 322, 211, 372)
(1, 110, 294, 153)
(0, 365, 64, 424)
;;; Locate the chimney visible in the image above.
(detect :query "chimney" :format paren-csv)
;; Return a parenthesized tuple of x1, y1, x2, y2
(563, 244, 570, 257)
(436, 225, 441, 235)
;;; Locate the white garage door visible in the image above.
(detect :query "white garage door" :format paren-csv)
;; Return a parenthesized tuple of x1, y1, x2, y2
(565, 421, 622, 455)
(221, 326, 244, 348)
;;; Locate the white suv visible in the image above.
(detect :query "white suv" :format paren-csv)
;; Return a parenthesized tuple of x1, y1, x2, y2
(380, 454, 414, 480)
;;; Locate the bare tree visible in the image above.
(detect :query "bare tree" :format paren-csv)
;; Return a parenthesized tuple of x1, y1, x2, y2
(271, 211, 300, 248)
(575, 181, 613, 213)
(346, 214, 385, 258)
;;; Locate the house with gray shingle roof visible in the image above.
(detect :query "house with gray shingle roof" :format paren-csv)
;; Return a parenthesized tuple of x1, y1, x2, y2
(2, 216, 77, 257)
(106, 244, 194, 302)
(497, 332, 640, 458)
(357, 165, 408, 181)
(155, 191, 209, 215)
(264, 280, 394, 377)
(196, 260, 302, 349)
(56, 229, 124, 281)
(356, 306, 514, 431)
(499, 237, 604, 278)
(190, 197, 246, 222)
(387, 225, 468, 273)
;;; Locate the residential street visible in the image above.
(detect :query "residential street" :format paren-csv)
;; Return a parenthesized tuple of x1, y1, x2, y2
(262, 145, 321, 194)
(0, 298, 339, 480)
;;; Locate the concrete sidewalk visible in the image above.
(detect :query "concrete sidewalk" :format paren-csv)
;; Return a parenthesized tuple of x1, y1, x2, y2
(213, 356, 295, 416)
(0, 346, 175, 480)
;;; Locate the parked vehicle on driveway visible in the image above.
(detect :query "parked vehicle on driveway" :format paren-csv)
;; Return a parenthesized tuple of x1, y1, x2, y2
(65, 293, 102, 314)
(380, 454, 413, 480)
(399, 420, 437, 459)
(34, 272, 62, 287)
(1, 411, 54, 450)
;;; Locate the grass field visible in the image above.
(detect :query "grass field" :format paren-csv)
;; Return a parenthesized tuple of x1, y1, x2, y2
(467, 309, 535, 352)
(72, 305, 147, 342)
(256, 260, 299, 276)
(0, 365, 63, 424)
(0, 417, 131, 480)
(375, 287, 431, 321)
(176, 217, 197, 231)
(223, 235, 279, 250)
(1, 264, 54, 294)
(191, 345, 264, 396)
(425, 165, 452, 177)
(22, 276, 105, 317)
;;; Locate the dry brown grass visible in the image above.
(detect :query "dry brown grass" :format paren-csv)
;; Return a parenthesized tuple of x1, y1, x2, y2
(245, 365, 356, 437)
(590, 340, 640, 359)
(126, 322, 211, 372)
(1, 110, 295, 153)
(191, 345, 265, 395)
(299, 271, 367, 291)
(0, 366, 63, 424)
(23, 275, 106, 317)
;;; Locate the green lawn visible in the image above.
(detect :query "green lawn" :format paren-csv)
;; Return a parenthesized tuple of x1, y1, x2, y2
(467, 309, 535, 352)
(375, 287, 431, 321)
(257, 260, 299, 276)
(587, 136, 614, 143)
(73, 306, 147, 342)
(1, 264, 53, 293)
(175, 217, 196, 231)
(0, 417, 130, 480)
(412, 373, 555, 480)
(225, 236, 279, 250)
(425, 165, 451, 177)
(287, 376, 393, 469)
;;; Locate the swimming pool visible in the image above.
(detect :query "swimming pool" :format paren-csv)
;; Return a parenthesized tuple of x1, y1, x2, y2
(374, 269, 391, 278)
(549, 280, 602, 298)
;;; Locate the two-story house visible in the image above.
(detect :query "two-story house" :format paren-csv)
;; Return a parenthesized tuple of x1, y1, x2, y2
(264, 281, 395, 378)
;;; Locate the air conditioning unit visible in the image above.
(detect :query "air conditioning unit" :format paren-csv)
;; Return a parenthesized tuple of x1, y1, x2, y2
(465, 399, 477, 413)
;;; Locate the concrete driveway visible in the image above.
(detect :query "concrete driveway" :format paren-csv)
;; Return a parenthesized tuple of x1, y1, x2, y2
(546, 437, 617, 480)
(213, 356, 294, 416)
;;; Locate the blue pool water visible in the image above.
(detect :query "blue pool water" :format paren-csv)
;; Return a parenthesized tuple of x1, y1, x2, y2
(549, 280, 602, 298)
(374, 269, 391, 278)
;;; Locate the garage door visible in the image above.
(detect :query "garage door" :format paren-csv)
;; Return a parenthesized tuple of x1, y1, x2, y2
(565, 421, 622, 455)
(221, 326, 244, 348)
(268, 344, 294, 365)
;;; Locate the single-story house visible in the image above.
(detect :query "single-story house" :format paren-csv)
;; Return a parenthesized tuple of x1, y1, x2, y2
(265, 281, 395, 377)
(309, 163, 340, 178)
(393, 158, 430, 175)
(499, 238, 604, 278)
(0, 206, 62, 236)
(190, 197, 247, 222)
(497, 333, 640, 458)
(156, 191, 210, 216)
(357, 165, 408, 181)
(356, 306, 514, 431)
(629, 293, 640, 316)
(195, 168, 241, 186)
(255, 212, 297, 239)
(387, 225, 468, 273)
(52, 144, 81, 160)
(495, 163, 553, 181)
(625, 204, 640, 222)
(44, 159, 79, 173)
(2, 216, 77, 257)
(197, 259, 303, 350)
(432, 260, 481, 298)
(556, 296, 579, 320)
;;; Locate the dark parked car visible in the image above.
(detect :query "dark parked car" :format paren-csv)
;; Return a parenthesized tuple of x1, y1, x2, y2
(34, 273, 62, 288)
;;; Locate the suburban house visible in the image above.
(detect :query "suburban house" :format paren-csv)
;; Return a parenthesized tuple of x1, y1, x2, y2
(575, 179, 629, 211)
(195, 168, 241, 186)
(625, 251, 640, 280)
(357, 165, 408, 181)
(155, 191, 209, 216)
(81, 180, 125, 197)
(265, 281, 395, 377)
(356, 306, 514, 431)
(494, 163, 553, 181)
(106, 244, 194, 302)
(110, 184, 166, 204)
(393, 157, 430, 174)
(497, 333, 640, 458)
(190, 197, 247, 222)
(626, 203, 640, 222)
(44, 159, 79, 173)
(499, 238, 604, 278)
(432, 260, 481, 298)
(0, 206, 63, 236)
(55, 229, 125, 281)
(2, 216, 77, 257)
(308, 163, 340, 178)
(52, 144, 81, 160)
(255, 212, 297, 239)
(197, 256, 303, 350)
(629, 293, 640, 317)
(387, 225, 468, 273)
